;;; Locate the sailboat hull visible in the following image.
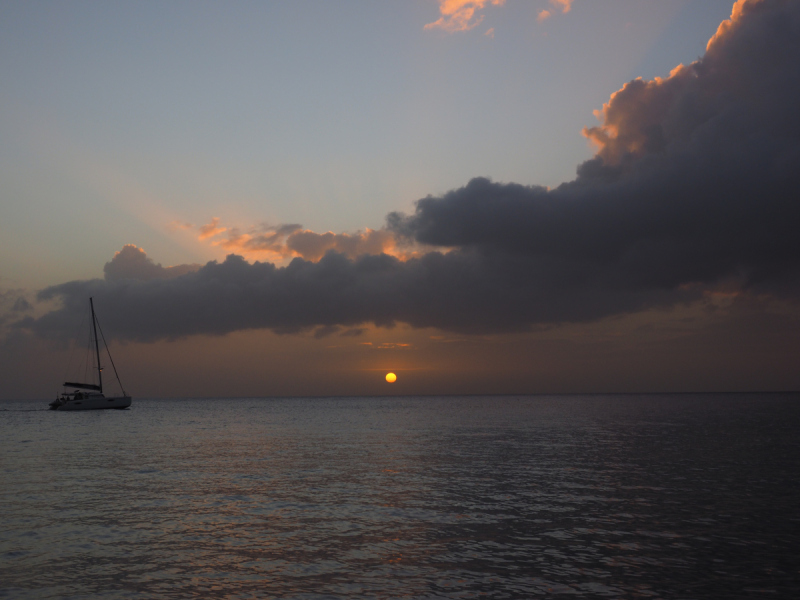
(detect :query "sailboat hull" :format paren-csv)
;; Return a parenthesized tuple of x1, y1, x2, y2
(53, 396, 132, 411)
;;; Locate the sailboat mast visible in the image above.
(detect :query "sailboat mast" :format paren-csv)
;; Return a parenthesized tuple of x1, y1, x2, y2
(90, 297, 103, 394)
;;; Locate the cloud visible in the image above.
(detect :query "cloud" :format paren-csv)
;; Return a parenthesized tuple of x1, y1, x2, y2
(17, 0, 800, 343)
(15, 243, 697, 342)
(707, 0, 753, 50)
(393, 0, 800, 294)
(12, 296, 32, 312)
(340, 328, 367, 337)
(425, 0, 505, 33)
(198, 217, 227, 240)
(537, 0, 572, 25)
(285, 228, 397, 262)
(195, 219, 403, 263)
(211, 223, 303, 261)
(550, 0, 572, 14)
(0, 287, 32, 328)
(103, 245, 201, 281)
(313, 325, 342, 339)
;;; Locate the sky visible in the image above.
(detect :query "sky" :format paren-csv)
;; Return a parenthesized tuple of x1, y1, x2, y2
(2, 0, 799, 399)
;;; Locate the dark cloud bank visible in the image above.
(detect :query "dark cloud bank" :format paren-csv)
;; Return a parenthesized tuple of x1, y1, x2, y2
(21, 0, 800, 342)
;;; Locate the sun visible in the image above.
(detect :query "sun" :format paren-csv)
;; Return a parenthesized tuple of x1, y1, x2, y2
(385, 372, 397, 383)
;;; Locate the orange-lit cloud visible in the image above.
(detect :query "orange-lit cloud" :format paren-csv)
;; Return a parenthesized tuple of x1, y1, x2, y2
(537, 0, 572, 25)
(706, 0, 757, 51)
(198, 217, 227, 240)
(193, 218, 417, 263)
(212, 223, 302, 261)
(581, 70, 689, 165)
(582, 0, 768, 166)
(425, 0, 505, 33)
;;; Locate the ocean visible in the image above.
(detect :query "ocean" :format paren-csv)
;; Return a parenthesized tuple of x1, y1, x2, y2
(1, 394, 798, 599)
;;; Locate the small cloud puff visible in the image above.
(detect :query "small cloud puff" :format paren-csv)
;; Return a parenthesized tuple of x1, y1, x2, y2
(538, 0, 573, 25)
(425, 0, 505, 33)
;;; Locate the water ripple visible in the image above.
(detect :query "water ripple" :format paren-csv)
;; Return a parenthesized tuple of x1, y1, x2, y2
(1, 394, 798, 598)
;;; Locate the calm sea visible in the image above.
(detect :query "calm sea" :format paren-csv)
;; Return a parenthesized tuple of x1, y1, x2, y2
(1, 394, 798, 599)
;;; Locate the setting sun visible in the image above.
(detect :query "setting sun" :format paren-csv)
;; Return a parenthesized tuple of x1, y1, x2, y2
(385, 372, 397, 383)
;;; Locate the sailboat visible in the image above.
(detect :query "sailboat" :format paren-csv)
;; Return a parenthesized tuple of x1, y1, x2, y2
(49, 298, 132, 411)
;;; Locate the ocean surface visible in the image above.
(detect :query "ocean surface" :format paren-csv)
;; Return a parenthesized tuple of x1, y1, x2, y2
(1, 394, 798, 599)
